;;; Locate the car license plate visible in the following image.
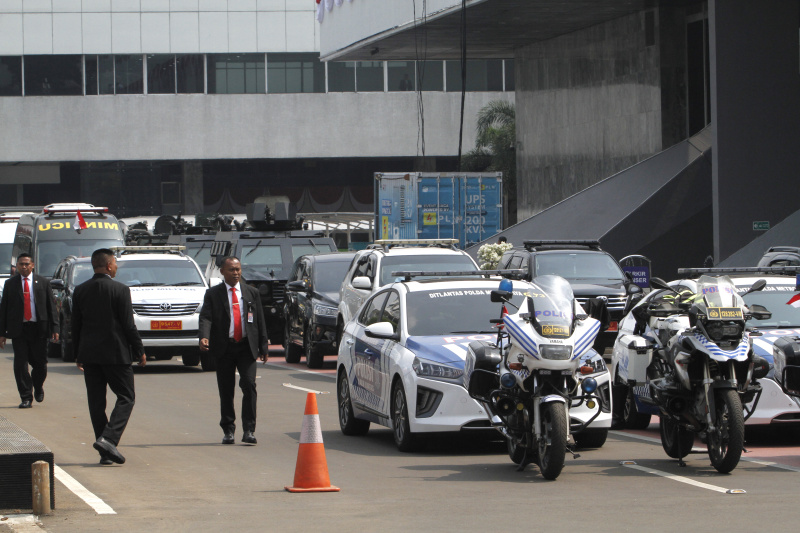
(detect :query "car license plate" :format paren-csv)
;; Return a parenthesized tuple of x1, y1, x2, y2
(151, 320, 182, 330)
(606, 321, 618, 332)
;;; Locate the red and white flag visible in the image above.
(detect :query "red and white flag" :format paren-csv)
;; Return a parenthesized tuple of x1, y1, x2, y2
(787, 294, 800, 308)
(73, 211, 88, 233)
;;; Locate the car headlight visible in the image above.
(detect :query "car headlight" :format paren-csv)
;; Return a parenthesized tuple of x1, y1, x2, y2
(540, 345, 572, 360)
(412, 357, 463, 380)
(313, 304, 338, 318)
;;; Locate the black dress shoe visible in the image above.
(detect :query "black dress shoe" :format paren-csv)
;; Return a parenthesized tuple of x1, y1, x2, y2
(222, 432, 235, 445)
(34, 389, 44, 403)
(242, 431, 257, 445)
(18, 400, 32, 409)
(93, 437, 126, 464)
(99, 457, 113, 465)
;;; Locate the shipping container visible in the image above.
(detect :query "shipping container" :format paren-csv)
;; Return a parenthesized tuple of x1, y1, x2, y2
(374, 172, 503, 249)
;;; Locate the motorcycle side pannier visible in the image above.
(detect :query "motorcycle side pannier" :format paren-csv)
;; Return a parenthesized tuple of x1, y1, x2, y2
(464, 341, 501, 400)
(773, 336, 800, 396)
(618, 334, 653, 383)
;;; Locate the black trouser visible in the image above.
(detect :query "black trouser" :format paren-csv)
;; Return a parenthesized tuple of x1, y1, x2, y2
(83, 363, 136, 446)
(12, 322, 48, 402)
(216, 340, 257, 434)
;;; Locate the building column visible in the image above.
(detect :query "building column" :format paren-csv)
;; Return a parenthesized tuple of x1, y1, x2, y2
(182, 161, 204, 214)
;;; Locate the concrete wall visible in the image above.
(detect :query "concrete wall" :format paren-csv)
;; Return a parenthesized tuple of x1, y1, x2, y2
(709, 0, 800, 262)
(515, 11, 663, 221)
(0, 91, 512, 162)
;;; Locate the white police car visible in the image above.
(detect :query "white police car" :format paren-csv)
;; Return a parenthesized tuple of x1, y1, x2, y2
(610, 266, 800, 428)
(336, 274, 611, 451)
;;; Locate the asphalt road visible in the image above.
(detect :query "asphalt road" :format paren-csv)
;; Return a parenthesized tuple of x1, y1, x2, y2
(1, 348, 799, 532)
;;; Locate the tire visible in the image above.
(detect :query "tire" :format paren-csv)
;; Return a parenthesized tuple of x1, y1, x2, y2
(574, 429, 608, 449)
(335, 319, 344, 351)
(659, 416, 694, 459)
(305, 327, 323, 369)
(338, 370, 369, 436)
(507, 437, 526, 464)
(537, 402, 568, 480)
(391, 382, 418, 452)
(283, 321, 302, 364)
(61, 322, 75, 363)
(182, 350, 201, 367)
(200, 351, 217, 372)
(622, 386, 652, 429)
(707, 389, 745, 474)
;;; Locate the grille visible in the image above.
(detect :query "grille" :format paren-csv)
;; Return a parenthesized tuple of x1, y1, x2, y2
(576, 296, 626, 312)
(133, 303, 199, 316)
(270, 284, 285, 305)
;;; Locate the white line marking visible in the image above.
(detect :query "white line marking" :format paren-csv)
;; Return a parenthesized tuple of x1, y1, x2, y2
(742, 458, 800, 473)
(610, 430, 704, 452)
(54, 465, 116, 515)
(621, 463, 735, 493)
(282, 383, 329, 394)
(262, 361, 336, 380)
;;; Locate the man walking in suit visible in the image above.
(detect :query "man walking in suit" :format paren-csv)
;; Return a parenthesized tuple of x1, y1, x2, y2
(199, 256, 269, 445)
(0, 253, 59, 408)
(73, 248, 146, 465)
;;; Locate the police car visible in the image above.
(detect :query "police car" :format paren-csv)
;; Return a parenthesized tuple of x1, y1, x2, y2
(336, 274, 611, 451)
(610, 266, 800, 428)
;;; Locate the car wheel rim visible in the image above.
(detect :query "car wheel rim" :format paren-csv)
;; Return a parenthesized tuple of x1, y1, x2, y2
(393, 388, 406, 443)
(339, 377, 350, 426)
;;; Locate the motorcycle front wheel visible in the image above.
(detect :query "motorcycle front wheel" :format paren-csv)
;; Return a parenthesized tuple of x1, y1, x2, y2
(707, 389, 744, 474)
(537, 402, 567, 480)
(659, 415, 695, 459)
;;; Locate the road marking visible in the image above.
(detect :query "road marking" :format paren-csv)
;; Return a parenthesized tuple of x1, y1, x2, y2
(742, 458, 800, 473)
(620, 462, 741, 494)
(54, 465, 116, 515)
(282, 383, 330, 394)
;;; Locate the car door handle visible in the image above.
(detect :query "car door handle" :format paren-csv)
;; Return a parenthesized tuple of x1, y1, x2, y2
(345, 339, 354, 345)
(364, 349, 376, 356)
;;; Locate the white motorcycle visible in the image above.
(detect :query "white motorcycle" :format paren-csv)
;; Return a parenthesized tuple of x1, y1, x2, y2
(464, 275, 610, 480)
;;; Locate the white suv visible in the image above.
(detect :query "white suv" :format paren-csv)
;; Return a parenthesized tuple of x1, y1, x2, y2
(337, 239, 479, 341)
(111, 246, 211, 370)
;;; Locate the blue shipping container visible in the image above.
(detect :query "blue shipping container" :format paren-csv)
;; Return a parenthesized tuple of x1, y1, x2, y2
(374, 172, 503, 248)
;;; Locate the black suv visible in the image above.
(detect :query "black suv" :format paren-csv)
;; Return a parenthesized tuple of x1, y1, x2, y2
(283, 251, 357, 368)
(757, 246, 800, 267)
(497, 240, 641, 356)
(49, 256, 95, 361)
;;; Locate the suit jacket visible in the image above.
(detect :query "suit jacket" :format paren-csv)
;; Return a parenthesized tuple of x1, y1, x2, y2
(199, 282, 269, 359)
(0, 273, 59, 339)
(72, 273, 144, 365)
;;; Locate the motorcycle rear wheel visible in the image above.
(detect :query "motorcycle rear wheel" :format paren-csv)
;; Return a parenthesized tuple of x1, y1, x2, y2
(707, 389, 744, 474)
(659, 416, 695, 459)
(537, 402, 567, 480)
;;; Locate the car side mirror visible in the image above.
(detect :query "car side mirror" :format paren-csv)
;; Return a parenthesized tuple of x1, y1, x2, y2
(352, 276, 372, 290)
(287, 280, 308, 292)
(490, 289, 512, 303)
(627, 283, 642, 295)
(49, 279, 64, 290)
(365, 321, 399, 341)
(748, 303, 771, 320)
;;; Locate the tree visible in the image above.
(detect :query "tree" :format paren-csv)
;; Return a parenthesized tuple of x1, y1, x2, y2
(461, 100, 516, 225)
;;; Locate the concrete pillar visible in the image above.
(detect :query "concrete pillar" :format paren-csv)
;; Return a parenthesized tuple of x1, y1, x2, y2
(182, 161, 204, 214)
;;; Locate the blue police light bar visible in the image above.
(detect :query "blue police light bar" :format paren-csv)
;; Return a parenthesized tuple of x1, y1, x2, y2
(677, 266, 800, 277)
(391, 269, 526, 282)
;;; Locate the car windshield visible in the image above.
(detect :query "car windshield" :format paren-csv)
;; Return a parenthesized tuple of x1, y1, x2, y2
(406, 286, 528, 336)
(379, 255, 478, 286)
(314, 260, 352, 293)
(742, 284, 800, 328)
(534, 252, 624, 281)
(185, 243, 211, 271)
(115, 259, 205, 287)
(37, 239, 124, 278)
(293, 243, 336, 261)
(240, 243, 285, 280)
(70, 263, 95, 286)
(697, 275, 744, 308)
(0, 243, 12, 276)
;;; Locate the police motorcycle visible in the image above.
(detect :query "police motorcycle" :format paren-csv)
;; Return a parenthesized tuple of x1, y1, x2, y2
(626, 275, 770, 473)
(463, 275, 609, 480)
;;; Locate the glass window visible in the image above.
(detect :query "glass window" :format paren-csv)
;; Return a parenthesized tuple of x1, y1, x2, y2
(406, 289, 526, 336)
(381, 291, 400, 331)
(176, 54, 204, 93)
(388, 61, 415, 92)
(240, 243, 284, 279)
(36, 239, 123, 278)
(0, 56, 22, 96)
(360, 292, 388, 326)
(504, 59, 515, 91)
(115, 55, 144, 94)
(313, 259, 352, 294)
(99, 55, 115, 95)
(446, 59, 504, 92)
(356, 61, 384, 92)
(147, 54, 175, 94)
(378, 254, 478, 287)
(70, 263, 95, 287)
(24, 55, 83, 96)
(85, 56, 98, 95)
(267, 53, 324, 94)
(207, 54, 265, 94)
(328, 61, 355, 92)
(417, 60, 444, 91)
(115, 259, 205, 287)
(0, 243, 12, 273)
(185, 243, 211, 271)
(534, 253, 625, 282)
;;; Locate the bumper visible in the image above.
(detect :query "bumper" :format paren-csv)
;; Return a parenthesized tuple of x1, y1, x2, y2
(745, 377, 800, 425)
(134, 315, 199, 348)
(405, 374, 491, 434)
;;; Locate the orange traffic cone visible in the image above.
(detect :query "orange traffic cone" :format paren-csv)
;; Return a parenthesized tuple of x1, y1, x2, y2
(285, 392, 340, 493)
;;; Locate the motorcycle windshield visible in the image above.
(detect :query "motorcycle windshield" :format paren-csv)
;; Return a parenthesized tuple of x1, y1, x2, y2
(697, 275, 745, 309)
(530, 275, 575, 337)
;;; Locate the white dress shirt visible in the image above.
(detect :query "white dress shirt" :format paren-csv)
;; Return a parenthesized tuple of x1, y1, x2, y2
(22, 273, 37, 323)
(224, 281, 246, 339)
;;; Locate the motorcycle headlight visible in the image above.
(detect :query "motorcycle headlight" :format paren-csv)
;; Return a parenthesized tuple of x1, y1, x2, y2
(540, 345, 572, 361)
(313, 304, 338, 318)
(412, 357, 463, 380)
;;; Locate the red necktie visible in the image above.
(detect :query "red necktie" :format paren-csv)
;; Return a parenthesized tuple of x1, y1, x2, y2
(23, 277, 32, 321)
(231, 287, 242, 342)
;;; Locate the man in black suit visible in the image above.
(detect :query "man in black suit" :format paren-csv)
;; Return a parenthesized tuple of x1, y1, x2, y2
(73, 248, 146, 465)
(199, 256, 269, 445)
(0, 253, 59, 408)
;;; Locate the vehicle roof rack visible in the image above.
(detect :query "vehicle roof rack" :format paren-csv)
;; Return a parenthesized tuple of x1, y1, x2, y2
(677, 266, 800, 277)
(370, 239, 459, 251)
(110, 245, 186, 256)
(0, 214, 23, 222)
(523, 240, 601, 251)
(764, 246, 800, 253)
(42, 203, 109, 214)
(391, 269, 525, 282)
